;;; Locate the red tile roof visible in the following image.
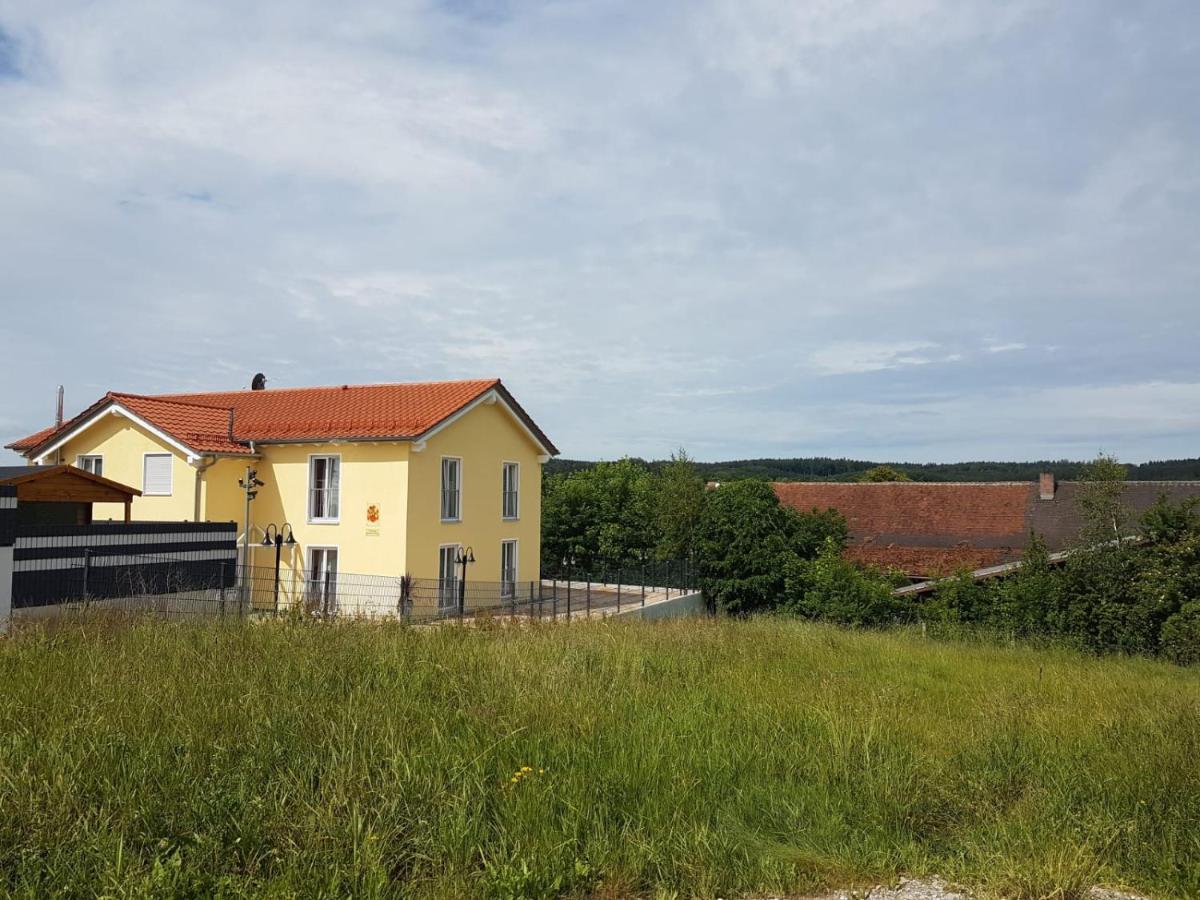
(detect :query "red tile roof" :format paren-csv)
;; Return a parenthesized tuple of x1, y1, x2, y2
(113, 395, 248, 455)
(7, 379, 558, 458)
(775, 481, 1032, 577)
(774, 479, 1200, 577)
(845, 545, 1009, 578)
(775, 482, 1032, 539)
(6, 425, 57, 453)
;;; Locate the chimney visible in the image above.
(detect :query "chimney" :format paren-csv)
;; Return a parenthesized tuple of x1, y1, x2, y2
(1039, 472, 1056, 501)
(55, 385, 64, 428)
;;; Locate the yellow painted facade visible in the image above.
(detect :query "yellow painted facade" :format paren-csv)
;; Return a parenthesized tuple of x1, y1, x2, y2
(406, 398, 543, 593)
(41, 397, 546, 611)
(54, 410, 199, 523)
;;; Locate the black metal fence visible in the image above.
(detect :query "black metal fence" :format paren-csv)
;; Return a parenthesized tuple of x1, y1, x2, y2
(9, 540, 699, 624)
(11, 522, 237, 615)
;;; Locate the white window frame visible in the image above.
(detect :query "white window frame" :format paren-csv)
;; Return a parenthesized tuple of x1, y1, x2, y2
(438, 543, 462, 611)
(440, 456, 463, 523)
(307, 545, 340, 613)
(500, 539, 518, 599)
(501, 461, 520, 521)
(308, 453, 341, 524)
(76, 454, 104, 476)
(142, 453, 173, 496)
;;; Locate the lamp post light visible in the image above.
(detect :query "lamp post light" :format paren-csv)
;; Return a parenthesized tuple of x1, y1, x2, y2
(261, 523, 295, 614)
(562, 552, 575, 619)
(455, 546, 475, 620)
(237, 467, 264, 612)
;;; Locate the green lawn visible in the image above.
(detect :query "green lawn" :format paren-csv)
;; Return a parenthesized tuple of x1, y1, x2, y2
(0, 618, 1196, 899)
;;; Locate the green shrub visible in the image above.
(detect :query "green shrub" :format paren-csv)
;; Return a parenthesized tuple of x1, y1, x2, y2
(1161, 601, 1200, 666)
(696, 481, 847, 615)
(918, 569, 991, 625)
(782, 538, 902, 626)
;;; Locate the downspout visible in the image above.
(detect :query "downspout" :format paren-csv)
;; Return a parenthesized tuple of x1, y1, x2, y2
(193, 456, 217, 522)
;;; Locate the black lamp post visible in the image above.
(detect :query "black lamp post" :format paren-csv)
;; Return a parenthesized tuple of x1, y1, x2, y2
(562, 552, 575, 617)
(456, 545, 475, 617)
(237, 467, 264, 612)
(261, 523, 295, 614)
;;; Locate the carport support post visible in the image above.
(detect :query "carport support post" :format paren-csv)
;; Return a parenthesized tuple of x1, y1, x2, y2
(0, 487, 16, 636)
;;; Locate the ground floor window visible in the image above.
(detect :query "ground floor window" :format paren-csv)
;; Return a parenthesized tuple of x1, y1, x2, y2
(308, 547, 338, 613)
(438, 545, 460, 611)
(501, 540, 518, 598)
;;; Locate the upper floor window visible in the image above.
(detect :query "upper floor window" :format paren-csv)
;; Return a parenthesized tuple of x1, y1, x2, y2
(441, 457, 462, 522)
(143, 453, 172, 496)
(502, 462, 519, 520)
(77, 455, 103, 477)
(309, 455, 340, 523)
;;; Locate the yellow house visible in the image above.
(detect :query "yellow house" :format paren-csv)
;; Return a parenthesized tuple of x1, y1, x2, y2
(6, 378, 558, 615)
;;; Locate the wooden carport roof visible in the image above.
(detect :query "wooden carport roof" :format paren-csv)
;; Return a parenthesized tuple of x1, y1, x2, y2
(0, 466, 141, 522)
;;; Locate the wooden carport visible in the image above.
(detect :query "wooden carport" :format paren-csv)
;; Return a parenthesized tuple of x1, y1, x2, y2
(0, 465, 141, 524)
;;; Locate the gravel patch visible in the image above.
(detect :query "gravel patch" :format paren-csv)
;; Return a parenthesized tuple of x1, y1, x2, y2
(742, 876, 1151, 900)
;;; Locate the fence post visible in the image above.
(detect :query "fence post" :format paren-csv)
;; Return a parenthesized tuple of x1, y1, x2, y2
(0, 487, 15, 636)
(641, 563, 646, 606)
(586, 576, 591, 617)
(81, 548, 91, 601)
(616, 568, 621, 614)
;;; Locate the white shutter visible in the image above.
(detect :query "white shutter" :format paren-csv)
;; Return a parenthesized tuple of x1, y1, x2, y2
(143, 454, 173, 495)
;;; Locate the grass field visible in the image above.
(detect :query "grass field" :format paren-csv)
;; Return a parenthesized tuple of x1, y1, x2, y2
(0, 618, 1196, 899)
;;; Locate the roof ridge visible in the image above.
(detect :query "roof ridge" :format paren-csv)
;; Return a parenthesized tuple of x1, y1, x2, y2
(774, 481, 1034, 486)
(152, 377, 501, 398)
(112, 392, 235, 412)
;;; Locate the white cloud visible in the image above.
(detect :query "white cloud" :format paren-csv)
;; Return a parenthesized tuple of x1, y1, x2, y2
(985, 342, 1027, 354)
(808, 340, 941, 376)
(696, 0, 1046, 92)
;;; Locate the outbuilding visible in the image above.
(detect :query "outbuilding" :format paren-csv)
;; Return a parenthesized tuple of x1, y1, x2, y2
(0, 465, 141, 525)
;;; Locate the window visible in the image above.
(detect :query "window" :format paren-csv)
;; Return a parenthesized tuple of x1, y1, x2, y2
(438, 545, 460, 611)
(502, 462, 519, 520)
(309, 455, 341, 522)
(77, 455, 103, 477)
(441, 457, 461, 521)
(501, 540, 518, 599)
(308, 547, 339, 614)
(143, 454, 172, 496)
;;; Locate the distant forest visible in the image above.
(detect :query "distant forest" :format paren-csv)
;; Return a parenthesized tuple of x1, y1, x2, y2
(545, 456, 1200, 483)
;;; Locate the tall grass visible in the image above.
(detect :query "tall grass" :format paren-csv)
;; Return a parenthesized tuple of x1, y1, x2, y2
(0, 617, 1196, 898)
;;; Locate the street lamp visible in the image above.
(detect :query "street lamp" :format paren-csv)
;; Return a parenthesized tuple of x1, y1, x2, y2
(562, 552, 576, 617)
(261, 523, 295, 614)
(456, 546, 475, 618)
(237, 467, 264, 611)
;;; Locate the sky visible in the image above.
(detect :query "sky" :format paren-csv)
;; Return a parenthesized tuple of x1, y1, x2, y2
(1, 0, 1198, 464)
